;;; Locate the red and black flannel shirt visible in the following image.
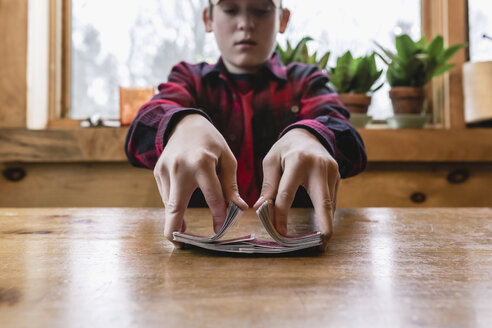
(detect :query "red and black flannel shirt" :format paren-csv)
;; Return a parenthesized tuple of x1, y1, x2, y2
(125, 53, 367, 206)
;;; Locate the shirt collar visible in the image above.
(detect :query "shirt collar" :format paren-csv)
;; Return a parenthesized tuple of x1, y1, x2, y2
(202, 52, 287, 81)
(263, 52, 287, 81)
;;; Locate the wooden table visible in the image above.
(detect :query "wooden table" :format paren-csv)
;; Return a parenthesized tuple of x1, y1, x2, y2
(1, 208, 491, 327)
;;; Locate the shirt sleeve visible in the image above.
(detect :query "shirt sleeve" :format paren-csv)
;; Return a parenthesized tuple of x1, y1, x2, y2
(125, 62, 210, 169)
(280, 65, 367, 178)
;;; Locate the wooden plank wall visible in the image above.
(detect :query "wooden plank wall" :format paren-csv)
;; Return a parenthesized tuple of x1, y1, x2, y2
(1, 162, 491, 208)
(2, 128, 492, 164)
(0, 0, 28, 128)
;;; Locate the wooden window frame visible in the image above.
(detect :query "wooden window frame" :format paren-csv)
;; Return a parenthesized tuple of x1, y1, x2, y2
(48, 0, 468, 129)
(48, 0, 75, 128)
(421, 0, 468, 129)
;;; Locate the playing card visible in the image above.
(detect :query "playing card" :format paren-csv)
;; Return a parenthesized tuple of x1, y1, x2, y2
(172, 200, 322, 254)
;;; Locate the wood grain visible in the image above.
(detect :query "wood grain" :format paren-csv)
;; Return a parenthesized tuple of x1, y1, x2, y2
(0, 0, 28, 128)
(421, 0, 444, 124)
(340, 163, 492, 207)
(61, 0, 71, 118)
(444, 0, 467, 129)
(0, 207, 491, 327)
(359, 129, 492, 162)
(420, 0, 468, 128)
(0, 128, 128, 163)
(0, 163, 161, 207)
(1, 128, 492, 163)
(1, 162, 491, 207)
(48, 0, 62, 121)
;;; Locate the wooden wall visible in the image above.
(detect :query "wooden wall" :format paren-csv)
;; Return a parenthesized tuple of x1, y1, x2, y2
(1, 162, 491, 208)
(0, 0, 28, 128)
(1, 128, 491, 208)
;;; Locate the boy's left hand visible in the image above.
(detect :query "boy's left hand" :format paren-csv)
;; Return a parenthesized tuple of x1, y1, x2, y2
(253, 128, 340, 251)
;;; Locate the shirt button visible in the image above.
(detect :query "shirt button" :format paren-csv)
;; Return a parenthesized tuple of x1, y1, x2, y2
(291, 105, 300, 113)
(232, 94, 237, 101)
(229, 134, 237, 142)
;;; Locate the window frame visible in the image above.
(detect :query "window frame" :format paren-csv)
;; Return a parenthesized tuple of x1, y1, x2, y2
(47, 0, 74, 128)
(421, 0, 469, 129)
(49, 0, 468, 129)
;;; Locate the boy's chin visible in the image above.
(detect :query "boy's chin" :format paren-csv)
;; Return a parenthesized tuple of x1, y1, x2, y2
(225, 57, 270, 74)
(229, 65, 262, 74)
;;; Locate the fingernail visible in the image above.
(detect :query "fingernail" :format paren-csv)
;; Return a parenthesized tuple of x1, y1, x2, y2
(237, 196, 249, 209)
(253, 196, 264, 209)
(275, 221, 288, 236)
(213, 217, 225, 233)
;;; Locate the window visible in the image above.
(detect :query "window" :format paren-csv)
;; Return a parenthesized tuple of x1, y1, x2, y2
(71, 0, 215, 119)
(279, 0, 421, 119)
(468, 0, 492, 62)
(70, 0, 420, 120)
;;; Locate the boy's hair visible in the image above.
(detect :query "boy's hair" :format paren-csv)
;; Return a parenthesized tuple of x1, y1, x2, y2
(208, 0, 214, 20)
(208, 0, 283, 20)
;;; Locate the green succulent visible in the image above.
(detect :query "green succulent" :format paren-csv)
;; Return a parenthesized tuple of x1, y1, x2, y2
(276, 36, 330, 70)
(375, 34, 466, 87)
(329, 51, 383, 94)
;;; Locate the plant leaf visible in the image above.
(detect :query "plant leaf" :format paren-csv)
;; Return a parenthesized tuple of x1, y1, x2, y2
(416, 35, 427, 48)
(395, 34, 417, 61)
(317, 52, 330, 70)
(287, 36, 313, 64)
(374, 41, 399, 64)
(433, 63, 455, 77)
(310, 51, 318, 64)
(427, 36, 444, 58)
(440, 43, 466, 63)
(370, 82, 385, 93)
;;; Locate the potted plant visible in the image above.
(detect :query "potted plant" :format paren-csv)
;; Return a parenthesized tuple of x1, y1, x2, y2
(276, 36, 330, 70)
(328, 51, 383, 114)
(376, 34, 465, 115)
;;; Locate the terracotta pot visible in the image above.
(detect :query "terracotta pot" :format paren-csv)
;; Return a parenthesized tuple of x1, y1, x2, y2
(338, 93, 372, 114)
(389, 87, 425, 114)
(119, 87, 155, 126)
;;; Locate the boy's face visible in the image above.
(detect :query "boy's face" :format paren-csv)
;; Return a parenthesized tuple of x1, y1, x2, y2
(203, 0, 290, 74)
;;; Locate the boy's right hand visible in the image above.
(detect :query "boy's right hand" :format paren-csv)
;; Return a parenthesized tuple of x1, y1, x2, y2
(153, 114, 249, 245)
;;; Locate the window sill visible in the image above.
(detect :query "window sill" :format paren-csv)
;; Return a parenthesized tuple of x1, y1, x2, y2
(1, 127, 491, 163)
(0, 127, 129, 163)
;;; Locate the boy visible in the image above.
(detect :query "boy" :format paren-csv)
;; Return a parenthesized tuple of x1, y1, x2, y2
(125, 0, 367, 250)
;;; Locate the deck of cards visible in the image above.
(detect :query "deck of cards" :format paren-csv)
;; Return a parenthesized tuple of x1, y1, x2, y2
(173, 200, 322, 254)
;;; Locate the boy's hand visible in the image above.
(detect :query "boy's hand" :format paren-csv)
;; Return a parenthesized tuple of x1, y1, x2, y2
(154, 114, 248, 246)
(253, 128, 340, 251)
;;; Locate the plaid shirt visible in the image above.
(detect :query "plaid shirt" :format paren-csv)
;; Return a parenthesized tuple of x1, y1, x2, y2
(125, 53, 367, 206)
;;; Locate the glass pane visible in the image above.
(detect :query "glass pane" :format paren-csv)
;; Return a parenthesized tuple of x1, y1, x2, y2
(280, 0, 421, 119)
(71, 0, 420, 120)
(468, 0, 492, 62)
(71, 0, 216, 119)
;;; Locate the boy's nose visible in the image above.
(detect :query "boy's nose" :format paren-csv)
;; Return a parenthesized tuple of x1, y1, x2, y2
(237, 15, 255, 30)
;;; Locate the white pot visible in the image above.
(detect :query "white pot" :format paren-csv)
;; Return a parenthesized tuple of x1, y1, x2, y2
(463, 61, 492, 123)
